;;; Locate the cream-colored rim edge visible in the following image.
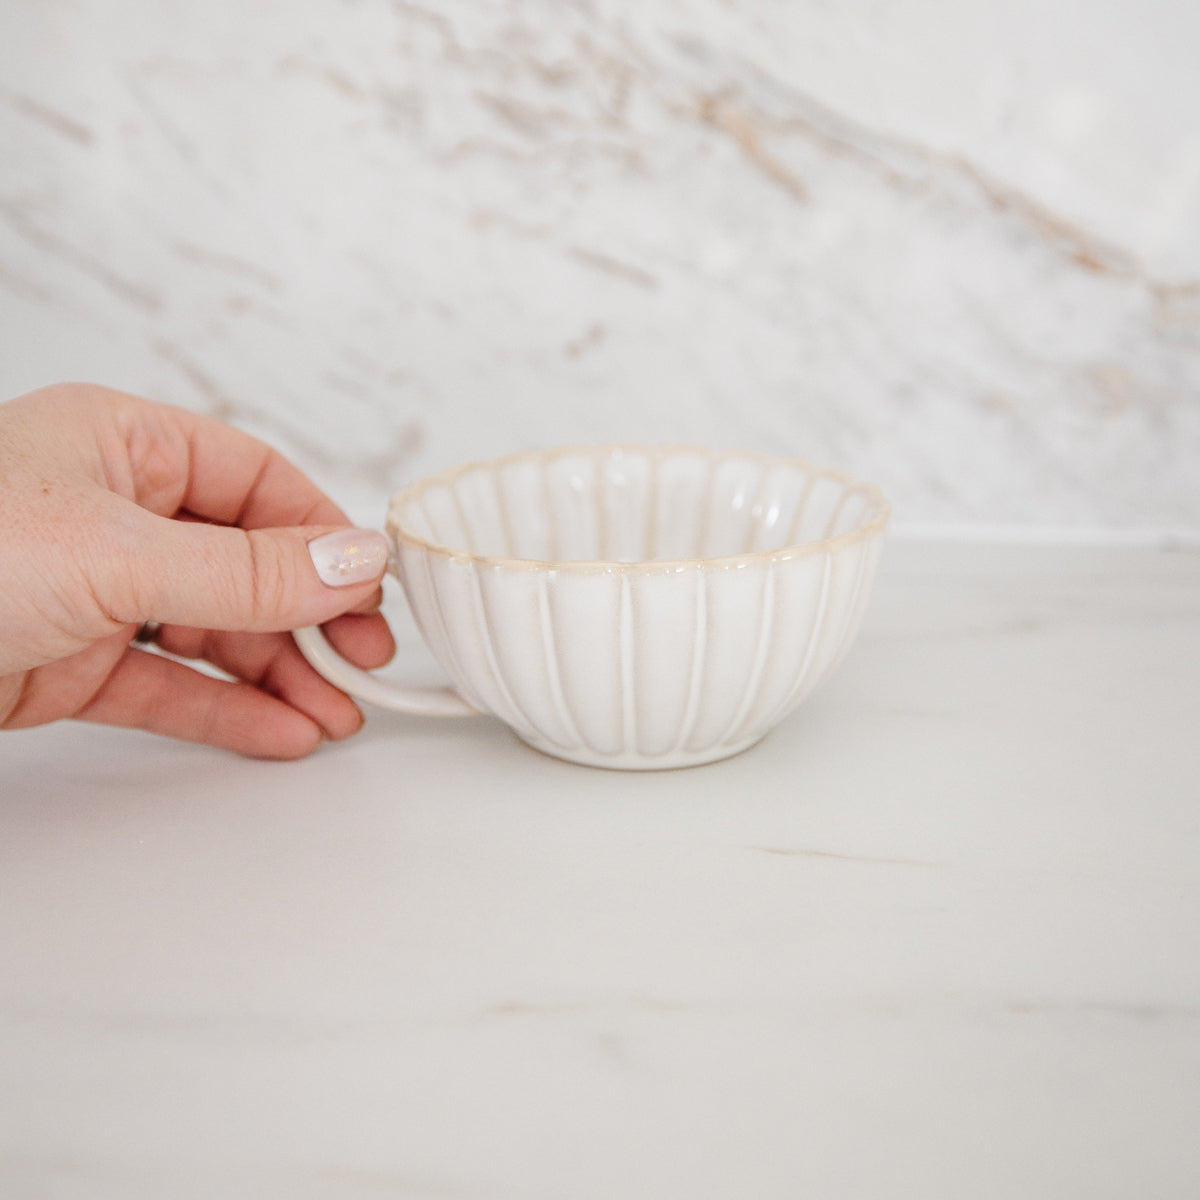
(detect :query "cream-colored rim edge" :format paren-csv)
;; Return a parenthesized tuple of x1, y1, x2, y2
(387, 444, 892, 574)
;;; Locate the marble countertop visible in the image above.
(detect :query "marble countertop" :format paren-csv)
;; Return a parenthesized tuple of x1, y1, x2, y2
(3, 538, 1199, 1198)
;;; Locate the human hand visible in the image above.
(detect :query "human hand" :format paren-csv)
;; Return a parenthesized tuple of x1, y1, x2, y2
(0, 383, 395, 758)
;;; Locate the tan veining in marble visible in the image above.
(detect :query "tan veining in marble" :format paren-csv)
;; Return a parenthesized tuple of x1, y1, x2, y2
(694, 91, 810, 203)
(1005, 1000, 1200, 1023)
(470, 206, 552, 239)
(564, 322, 606, 358)
(481, 994, 688, 1020)
(0, 87, 93, 145)
(172, 241, 283, 291)
(151, 338, 238, 419)
(0, 200, 162, 312)
(474, 89, 577, 138)
(685, 65, 1197, 300)
(0, 257, 57, 305)
(754, 846, 933, 866)
(567, 246, 659, 290)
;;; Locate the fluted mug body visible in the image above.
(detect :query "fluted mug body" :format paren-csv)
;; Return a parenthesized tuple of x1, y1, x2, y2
(381, 446, 889, 769)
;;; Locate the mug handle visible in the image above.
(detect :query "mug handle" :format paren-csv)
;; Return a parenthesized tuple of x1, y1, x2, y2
(293, 624, 479, 718)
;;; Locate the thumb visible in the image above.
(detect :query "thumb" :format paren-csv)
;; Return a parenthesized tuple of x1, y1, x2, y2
(127, 516, 391, 633)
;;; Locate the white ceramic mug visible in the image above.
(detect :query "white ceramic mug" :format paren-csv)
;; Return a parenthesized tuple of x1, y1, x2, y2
(294, 445, 890, 769)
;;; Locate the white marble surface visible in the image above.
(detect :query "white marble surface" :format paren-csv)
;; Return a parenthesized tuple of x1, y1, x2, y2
(2, 1, 1199, 536)
(3, 539, 1199, 1198)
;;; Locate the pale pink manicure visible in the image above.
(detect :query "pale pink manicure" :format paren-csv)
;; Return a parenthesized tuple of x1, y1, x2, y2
(308, 529, 389, 587)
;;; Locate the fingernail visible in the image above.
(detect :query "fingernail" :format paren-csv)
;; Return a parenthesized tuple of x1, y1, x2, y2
(308, 529, 390, 588)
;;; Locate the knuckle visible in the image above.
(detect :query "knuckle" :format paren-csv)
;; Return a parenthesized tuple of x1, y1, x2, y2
(244, 530, 292, 628)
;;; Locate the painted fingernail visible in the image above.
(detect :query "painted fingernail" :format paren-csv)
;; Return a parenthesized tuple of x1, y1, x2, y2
(308, 529, 390, 587)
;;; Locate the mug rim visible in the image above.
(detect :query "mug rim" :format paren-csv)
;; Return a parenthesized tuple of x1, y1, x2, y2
(387, 443, 891, 575)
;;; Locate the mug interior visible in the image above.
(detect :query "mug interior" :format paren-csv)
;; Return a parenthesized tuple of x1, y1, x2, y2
(390, 446, 888, 564)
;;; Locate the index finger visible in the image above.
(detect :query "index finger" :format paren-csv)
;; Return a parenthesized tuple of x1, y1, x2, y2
(140, 398, 349, 529)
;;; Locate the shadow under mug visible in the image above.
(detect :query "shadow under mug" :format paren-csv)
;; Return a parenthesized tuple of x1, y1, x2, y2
(294, 445, 890, 770)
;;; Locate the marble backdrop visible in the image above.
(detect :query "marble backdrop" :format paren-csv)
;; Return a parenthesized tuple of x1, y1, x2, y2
(1, 0, 1198, 536)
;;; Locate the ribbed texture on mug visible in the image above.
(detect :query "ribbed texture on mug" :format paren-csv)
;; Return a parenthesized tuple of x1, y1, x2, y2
(397, 537, 880, 763)
(400, 447, 882, 565)
(390, 446, 889, 767)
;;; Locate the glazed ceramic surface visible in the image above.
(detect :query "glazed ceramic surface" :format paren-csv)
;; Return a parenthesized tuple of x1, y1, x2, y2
(297, 446, 890, 768)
